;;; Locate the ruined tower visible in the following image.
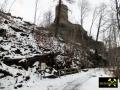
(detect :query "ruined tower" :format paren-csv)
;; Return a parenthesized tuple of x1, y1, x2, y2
(47, 4, 104, 54)
(54, 4, 68, 25)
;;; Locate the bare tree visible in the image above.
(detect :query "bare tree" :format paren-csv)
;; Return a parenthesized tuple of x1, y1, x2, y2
(34, 0, 39, 25)
(108, 0, 120, 79)
(78, 0, 90, 27)
(115, 0, 120, 31)
(93, 3, 107, 65)
(89, 7, 98, 36)
(43, 10, 52, 27)
(32, 0, 39, 33)
(0, 0, 8, 12)
(96, 3, 107, 42)
(8, 0, 16, 13)
(109, 0, 120, 46)
(108, 13, 117, 66)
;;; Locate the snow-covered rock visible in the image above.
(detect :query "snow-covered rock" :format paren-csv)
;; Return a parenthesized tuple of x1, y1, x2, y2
(0, 12, 42, 60)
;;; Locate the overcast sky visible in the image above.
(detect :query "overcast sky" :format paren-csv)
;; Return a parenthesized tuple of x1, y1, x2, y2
(0, 0, 110, 39)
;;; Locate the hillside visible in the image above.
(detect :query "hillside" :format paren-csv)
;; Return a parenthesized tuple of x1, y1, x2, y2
(0, 4, 107, 89)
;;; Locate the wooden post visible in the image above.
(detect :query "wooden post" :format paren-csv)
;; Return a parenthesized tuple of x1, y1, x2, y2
(58, 70, 61, 78)
(40, 70, 43, 80)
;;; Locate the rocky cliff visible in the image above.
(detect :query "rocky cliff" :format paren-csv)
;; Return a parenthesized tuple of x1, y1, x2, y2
(47, 4, 104, 54)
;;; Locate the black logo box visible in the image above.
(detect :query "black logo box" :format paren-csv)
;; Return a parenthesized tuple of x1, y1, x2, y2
(99, 77, 118, 88)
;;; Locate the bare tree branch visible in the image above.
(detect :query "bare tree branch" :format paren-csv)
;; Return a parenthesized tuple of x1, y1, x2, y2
(78, 0, 90, 27)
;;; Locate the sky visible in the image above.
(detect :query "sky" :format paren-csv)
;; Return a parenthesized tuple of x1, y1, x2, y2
(0, 0, 110, 40)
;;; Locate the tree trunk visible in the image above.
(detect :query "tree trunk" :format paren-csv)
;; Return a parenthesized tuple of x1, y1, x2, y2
(115, 0, 120, 31)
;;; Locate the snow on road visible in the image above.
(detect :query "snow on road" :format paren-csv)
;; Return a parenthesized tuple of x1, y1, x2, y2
(26, 68, 120, 90)
(1, 68, 120, 90)
(52, 68, 120, 90)
(54, 69, 96, 90)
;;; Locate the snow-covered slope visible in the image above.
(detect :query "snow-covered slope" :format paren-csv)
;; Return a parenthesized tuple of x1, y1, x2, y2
(0, 12, 42, 60)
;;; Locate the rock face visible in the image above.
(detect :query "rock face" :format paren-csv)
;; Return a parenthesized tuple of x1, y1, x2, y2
(48, 4, 104, 53)
(0, 29, 6, 37)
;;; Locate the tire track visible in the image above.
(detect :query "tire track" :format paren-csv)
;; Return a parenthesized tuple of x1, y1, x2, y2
(54, 69, 97, 90)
